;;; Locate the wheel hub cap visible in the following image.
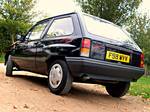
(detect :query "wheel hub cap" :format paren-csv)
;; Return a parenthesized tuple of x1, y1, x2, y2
(49, 64, 63, 88)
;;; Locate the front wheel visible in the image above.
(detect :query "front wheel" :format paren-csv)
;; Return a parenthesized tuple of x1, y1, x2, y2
(6, 55, 14, 76)
(105, 82, 130, 98)
(48, 60, 73, 95)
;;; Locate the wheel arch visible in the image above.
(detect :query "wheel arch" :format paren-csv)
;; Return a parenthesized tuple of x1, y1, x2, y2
(46, 55, 73, 77)
(46, 55, 70, 71)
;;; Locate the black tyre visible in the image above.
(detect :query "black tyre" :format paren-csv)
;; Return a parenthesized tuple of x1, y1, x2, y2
(106, 82, 130, 98)
(6, 55, 14, 76)
(48, 60, 73, 95)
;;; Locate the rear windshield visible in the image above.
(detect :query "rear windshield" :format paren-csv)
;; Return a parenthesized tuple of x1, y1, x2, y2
(83, 14, 134, 43)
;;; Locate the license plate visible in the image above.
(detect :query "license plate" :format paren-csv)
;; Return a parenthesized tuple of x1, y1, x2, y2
(106, 51, 130, 63)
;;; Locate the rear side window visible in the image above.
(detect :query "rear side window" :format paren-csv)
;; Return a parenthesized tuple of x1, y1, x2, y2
(46, 17, 74, 38)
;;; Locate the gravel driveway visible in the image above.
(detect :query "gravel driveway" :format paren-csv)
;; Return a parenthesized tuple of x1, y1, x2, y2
(0, 64, 149, 112)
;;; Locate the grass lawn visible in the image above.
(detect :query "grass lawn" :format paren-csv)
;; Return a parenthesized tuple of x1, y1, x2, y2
(129, 76, 150, 99)
(0, 54, 4, 63)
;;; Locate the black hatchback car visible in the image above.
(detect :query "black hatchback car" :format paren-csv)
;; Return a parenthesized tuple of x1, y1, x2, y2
(5, 12, 145, 97)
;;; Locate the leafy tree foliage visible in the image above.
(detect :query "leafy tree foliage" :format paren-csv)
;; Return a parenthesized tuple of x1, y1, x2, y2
(0, 0, 36, 54)
(76, 0, 142, 25)
(128, 14, 150, 65)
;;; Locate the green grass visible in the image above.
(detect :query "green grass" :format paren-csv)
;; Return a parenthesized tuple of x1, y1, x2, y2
(129, 76, 150, 98)
(0, 54, 4, 63)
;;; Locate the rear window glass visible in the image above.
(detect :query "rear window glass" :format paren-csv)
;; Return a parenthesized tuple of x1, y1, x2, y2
(83, 14, 133, 43)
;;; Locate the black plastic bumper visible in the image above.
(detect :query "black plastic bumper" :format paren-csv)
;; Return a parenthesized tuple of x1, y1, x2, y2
(66, 57, 145, 82)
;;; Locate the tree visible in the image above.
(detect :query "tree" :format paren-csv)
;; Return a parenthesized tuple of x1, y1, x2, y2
(76, 0, 142, 26)
(0, 0, 36, 54)
(128, 14, 150, 65)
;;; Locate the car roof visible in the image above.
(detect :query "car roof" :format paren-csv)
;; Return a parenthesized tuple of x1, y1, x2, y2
(37, 12, 78, 23)
(37, 11, 119, 27)
(36, 11, 123, 33)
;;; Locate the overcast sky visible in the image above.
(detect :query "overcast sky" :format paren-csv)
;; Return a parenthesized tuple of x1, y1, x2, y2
(35, 0, 80, 18)
(35, 0, 150, 20)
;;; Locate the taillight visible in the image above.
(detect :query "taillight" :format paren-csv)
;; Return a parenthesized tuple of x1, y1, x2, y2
(81, 38, 91, 57)
(140, 53, 144, 68)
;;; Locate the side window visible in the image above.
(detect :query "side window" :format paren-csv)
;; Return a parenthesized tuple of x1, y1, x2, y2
(46, 17, 74, 38)
(26, 21, 49, 41)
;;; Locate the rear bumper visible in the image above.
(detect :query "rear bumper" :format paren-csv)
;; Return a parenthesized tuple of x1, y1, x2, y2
(66, 57, 145, 82)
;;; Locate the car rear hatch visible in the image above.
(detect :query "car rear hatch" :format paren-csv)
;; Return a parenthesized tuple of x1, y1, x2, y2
(80, 37, 143, 68)
(80, 13, 144, 68)
(89, 39, 143, 68)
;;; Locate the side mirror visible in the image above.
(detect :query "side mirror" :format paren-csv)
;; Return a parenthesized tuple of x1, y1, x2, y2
(16, 34, 23, 41)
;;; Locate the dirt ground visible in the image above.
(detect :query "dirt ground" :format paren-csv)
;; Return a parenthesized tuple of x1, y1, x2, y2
(0, 64, 150, 112)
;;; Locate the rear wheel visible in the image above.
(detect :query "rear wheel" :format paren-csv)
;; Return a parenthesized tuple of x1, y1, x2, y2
(6, 56, 14, 76)
(48, 60, 73, 95)
(105, 82, 130, 98)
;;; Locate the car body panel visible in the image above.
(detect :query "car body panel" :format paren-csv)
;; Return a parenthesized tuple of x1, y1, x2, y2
(11, 41, 37, 71)
(5, 12, 144, 83)
(66, 57, 144, 82)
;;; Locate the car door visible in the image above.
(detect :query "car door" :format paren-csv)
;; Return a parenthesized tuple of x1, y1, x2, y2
(35, 16, 75, 74)
(13, 20, 49, 72)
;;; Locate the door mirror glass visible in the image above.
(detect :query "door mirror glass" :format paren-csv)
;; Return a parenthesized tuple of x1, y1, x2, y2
(16, 34, 23, 41)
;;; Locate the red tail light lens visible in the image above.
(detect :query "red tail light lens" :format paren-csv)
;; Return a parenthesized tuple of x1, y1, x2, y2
(140, 53, 144, 68)
(82, 38, 91, 48)
(81, 38, 91, 57)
